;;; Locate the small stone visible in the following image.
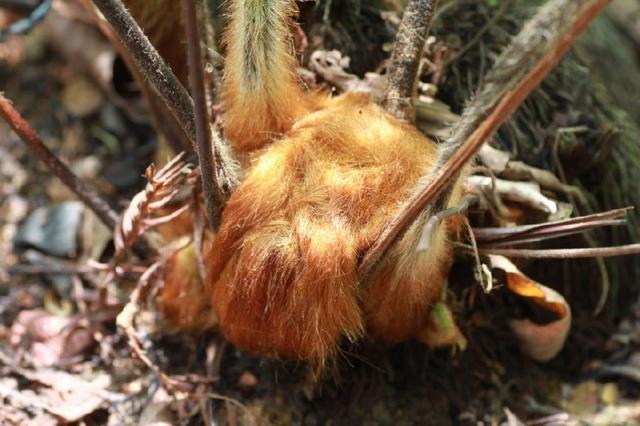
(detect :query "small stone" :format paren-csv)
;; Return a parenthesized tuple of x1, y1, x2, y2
(562, 381, 599, 416)
(62, 78, 103, 118)
(238, 370, 258, 388)
(601, 383, 619, 406)
(15, 202, 84, 258)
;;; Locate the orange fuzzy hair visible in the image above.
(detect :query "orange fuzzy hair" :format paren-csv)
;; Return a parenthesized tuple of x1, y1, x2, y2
(157, 241, 217, 331)
(221, 0, 324, 153)
(130, 0, 468, 369)
(202, 0, 467, 369)
(207, 92, 465, 368)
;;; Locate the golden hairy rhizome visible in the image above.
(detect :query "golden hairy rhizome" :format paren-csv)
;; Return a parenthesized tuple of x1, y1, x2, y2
(131, 0, 467, 370)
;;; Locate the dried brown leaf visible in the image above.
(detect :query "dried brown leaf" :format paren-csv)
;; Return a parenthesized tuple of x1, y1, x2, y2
(10, 309, 94, 367)
(490, 255, 571, 362)
(309, 50, 386, 99)
(20, 369, 111, 422)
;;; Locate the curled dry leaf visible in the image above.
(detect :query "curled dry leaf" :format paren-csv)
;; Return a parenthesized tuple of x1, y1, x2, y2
(490, 255, 571, 362)
(477, 145, 512, 174)
(308, 50, 457, 138)
(18, 368, 113, 422)
(114, 153, 196, 255)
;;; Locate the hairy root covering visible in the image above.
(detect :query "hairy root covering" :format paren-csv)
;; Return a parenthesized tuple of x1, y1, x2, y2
(158, 242, 217, 331)
(206, 93, 464, 367)
(132, 0, 467, 369)
(222, 0, 325, 153)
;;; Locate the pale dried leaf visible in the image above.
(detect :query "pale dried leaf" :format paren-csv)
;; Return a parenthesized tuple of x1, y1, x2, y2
(467, 175, 558, 214)
(478, 144, 511, 174)
(10, 309, 94, 366)
(20, 369, 112, 422)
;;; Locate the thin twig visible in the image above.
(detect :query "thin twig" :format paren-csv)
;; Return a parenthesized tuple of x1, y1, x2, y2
(91, 0, 196, 146)
(182, 0, 223, 229)
(6, 263, 96, 276)
(359, 0, 612, 278)
(383, 0, 438, 122)
(0, 94, 118, 228)
(117, 261, 190, 393)
(478, 244, 640, 258)
(117, 253, 217, 395)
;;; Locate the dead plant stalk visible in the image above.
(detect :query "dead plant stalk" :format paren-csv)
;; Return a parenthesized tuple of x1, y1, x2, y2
(480, 245, 640, 258)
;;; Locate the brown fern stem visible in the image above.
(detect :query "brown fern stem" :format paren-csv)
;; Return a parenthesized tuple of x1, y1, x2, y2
(182, 0, 223, 229)
(383, 0, 438, 122)
(479, 245, 640, 258)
